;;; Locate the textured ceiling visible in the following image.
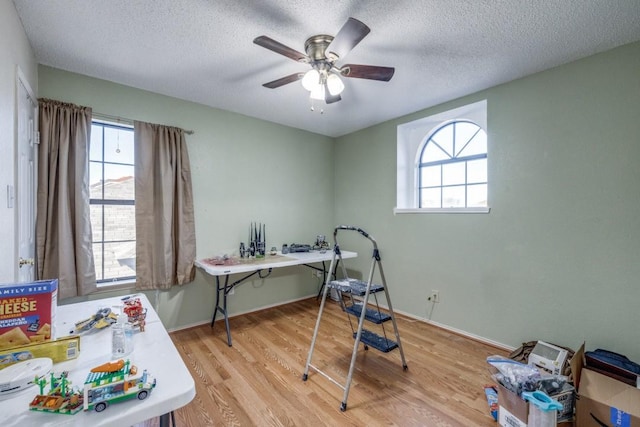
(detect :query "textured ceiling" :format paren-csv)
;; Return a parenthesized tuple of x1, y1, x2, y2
(12, 0, 640, 137)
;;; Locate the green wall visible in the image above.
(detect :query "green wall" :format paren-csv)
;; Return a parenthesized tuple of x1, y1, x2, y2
(40, 41, 640, 361)
(334, 41, 640, 360)
(0, 0, 37, 283)
(39, 66, 335, 330)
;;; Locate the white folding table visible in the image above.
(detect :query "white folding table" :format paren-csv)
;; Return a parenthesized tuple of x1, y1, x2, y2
(0, 293, 195, 427)
(195, 250, 357, 346)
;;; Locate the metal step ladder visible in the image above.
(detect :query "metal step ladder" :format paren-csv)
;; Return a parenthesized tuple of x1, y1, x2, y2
(302, 225, 408, 411)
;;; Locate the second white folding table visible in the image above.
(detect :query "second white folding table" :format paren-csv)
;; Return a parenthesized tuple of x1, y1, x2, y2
(195, 250, 357, 346)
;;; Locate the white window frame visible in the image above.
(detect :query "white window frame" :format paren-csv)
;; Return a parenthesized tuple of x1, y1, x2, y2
(90, 119, 137, 289)
(395, 100, 490, 214)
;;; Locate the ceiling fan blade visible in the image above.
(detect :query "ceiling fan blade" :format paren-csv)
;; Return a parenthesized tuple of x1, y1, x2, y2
(262, 73, 305, 89)
(325, 93, 341, 104)
(326, 18, 370, 60)
(340, 64, 395, 81)
(253, 36, 309, 62)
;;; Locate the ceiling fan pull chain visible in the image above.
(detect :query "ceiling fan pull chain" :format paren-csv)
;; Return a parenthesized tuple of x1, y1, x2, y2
(309, 99, 324, 114)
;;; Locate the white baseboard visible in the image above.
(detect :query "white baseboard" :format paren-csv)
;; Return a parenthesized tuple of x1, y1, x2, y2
(167, 293, 318, 333)
(169, 295, 515, 353)
(343, 296, 514, 352)
(394, 307, 514, 352)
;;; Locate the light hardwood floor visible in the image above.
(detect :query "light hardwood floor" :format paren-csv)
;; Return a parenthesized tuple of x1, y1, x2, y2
(160, 298, 508, 426)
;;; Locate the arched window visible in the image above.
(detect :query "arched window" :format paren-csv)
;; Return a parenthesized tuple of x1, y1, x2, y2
(418, 120, 487, 208)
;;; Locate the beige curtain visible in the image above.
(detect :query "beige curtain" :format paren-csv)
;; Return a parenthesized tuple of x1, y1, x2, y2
(134, 121, 196, 290)
(36, 99, 97, 299)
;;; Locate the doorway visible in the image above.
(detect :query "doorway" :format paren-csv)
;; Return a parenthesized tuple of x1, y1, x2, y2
(16, 70, 37, 282)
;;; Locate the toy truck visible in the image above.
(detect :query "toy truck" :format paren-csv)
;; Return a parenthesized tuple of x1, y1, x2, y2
(83, 359, 156, 412)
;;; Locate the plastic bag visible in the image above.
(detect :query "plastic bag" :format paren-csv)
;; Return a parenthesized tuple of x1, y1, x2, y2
(487, 355, 542, 395)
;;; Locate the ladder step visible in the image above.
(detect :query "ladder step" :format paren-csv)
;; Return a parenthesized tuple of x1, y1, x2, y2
(354, 330, 398, 353)
(345, 304, 391, 324)
(328, 278, 384, 296)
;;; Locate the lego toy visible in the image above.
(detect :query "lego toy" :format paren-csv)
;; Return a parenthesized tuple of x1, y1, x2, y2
(29, 359, 156, 415)
(29, 371, 84, 415)
(122, 297, 147, 332)
(83, 359, 156, 412)
(72, 307, 118, 334)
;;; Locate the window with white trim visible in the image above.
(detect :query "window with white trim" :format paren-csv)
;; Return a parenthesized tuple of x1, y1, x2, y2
(89, 120, 136, 285)
(418, 120, 487, 208)
(395, 100, 489, 213)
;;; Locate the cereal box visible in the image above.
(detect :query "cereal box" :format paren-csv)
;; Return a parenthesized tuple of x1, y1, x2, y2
(0, 279, 57, 350)
(0, 335, 79, 368)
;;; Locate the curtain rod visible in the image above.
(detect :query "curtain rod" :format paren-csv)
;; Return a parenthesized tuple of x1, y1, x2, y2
(93, 112, 195, 135)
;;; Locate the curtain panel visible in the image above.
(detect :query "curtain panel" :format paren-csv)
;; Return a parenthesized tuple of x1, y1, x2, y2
(36, 98, 97, 299)
(134, 121, 196, 290)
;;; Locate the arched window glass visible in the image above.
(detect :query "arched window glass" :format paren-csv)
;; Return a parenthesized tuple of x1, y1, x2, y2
(418, 120, 487, 208)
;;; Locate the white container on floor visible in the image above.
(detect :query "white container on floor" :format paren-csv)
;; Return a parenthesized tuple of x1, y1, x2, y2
(522, 390, 563, 427)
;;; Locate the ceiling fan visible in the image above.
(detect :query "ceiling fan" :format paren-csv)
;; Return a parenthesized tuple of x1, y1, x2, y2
(253, 17, 394, 104)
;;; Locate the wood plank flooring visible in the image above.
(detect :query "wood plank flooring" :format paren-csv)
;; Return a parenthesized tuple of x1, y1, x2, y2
(161, 298, 508, 426)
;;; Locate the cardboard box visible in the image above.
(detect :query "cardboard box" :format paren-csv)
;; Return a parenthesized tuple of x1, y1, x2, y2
(497, 373, 575, 426)
(0, 335, 80, 367)
(494, 340, 581, 425)
(572, 343, 640, 426)
(498, 382, 528, 427)
(0, 279, 57, 350)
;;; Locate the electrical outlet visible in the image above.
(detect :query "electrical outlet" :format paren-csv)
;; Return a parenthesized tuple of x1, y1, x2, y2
(312, 270, 323, 278)
(227, 287, 234, 296)
(428, 290, 440, 303)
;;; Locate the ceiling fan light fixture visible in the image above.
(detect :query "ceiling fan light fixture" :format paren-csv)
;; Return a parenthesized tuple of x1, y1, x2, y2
(256, 18, 392, 105)
(301, 69, 320, 91)
(309, 84, 326, 100)
(326, 73, 344, 96)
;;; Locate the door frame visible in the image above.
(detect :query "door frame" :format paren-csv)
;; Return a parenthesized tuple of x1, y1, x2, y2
(15, 66, 38, 281)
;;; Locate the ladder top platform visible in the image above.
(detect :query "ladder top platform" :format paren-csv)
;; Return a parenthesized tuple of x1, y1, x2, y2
(328, 278, 384, 296)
